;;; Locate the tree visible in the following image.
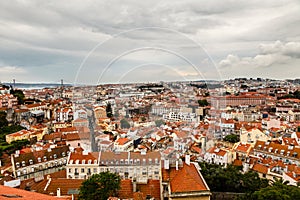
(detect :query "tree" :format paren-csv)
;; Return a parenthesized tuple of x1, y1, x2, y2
(10, 89, 25, 104)
(79, 172, 121, 200)
(155, 119, 165, 127)
(0, 111, 8, 128)
(224, 134, 240, 143)
(251, 181, 300, 200)
(106, 102, 113, 118)
(120, 118, 130, 129)
(198, 99, 209, 107)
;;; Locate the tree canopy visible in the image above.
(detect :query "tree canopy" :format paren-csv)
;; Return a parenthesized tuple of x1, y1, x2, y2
(248, 178, 300, 200)
(199, 162, 268, 193)
(155, 119, 165, 127)
(10, 89, 25, 104)
(106, 102, 113, 118)
(198, 99, 209, 107)
(120, 118, 130, 129)
(0, 111, 8, 128)
(224, 134, 240, 143)
(79, 172, 121, 200)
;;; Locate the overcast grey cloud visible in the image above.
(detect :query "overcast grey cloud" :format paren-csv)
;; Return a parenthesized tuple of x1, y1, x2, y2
(0, 0, 299, 84)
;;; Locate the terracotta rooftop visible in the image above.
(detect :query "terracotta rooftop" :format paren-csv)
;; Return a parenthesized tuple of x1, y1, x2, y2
(252, 163, 268, 174)
(0, 185, 70, 200)
(235, 143, 251, 153)
(162, 163, 209, 193)
(115, 138, 130, 145)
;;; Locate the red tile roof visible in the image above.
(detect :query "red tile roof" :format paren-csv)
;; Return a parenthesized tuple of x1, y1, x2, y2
(0, 185, 70, 200)
(162, 163, 209, 193)
(252, 163, 268, 174)
(115, 138, 130, 145)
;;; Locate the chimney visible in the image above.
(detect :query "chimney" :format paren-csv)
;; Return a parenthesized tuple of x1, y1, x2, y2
(133, 178, 137, 192)
(176, 160, 179, 171)
(164, 159, 169, 170)
(185, 155, 190, 165)
(57, 188, 61, 197)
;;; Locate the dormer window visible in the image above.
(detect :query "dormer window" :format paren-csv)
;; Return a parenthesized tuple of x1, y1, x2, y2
(94, 160, 97, 164)
(120, 159, 124, 164)
(53, 154, 57, 159)
(155, 158, 159, 164)
(16, 162, 20, 168)
(75, 160, 80, 164)
(125, 159, 128, 165)
(38, 157, 41, 162)
(149, 158, 152, 164)
(82, 160, 85, 164)
(88, 159, 92, 164)
(29, 159, 33, 165)
(70, 160, 73, 164)
(43, 156, 47, 161)
(22, 161, 26, 167)
(62, 152, 66, 157)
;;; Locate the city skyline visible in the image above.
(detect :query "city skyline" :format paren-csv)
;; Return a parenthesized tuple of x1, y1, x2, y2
(0, 0, 299, 84)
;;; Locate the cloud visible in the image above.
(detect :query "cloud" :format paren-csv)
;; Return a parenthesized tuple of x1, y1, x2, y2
(0, 0, 299, 82)
(0, 66, 26, 74)
(218, 41, 300, 79)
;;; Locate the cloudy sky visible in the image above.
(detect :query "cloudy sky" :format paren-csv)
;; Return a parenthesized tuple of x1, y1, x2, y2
(0, 0, 299, 84)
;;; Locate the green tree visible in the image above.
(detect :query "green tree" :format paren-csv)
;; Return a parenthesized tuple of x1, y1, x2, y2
(251, 181, 300, 200)
(79, 172, 121, 200)
(224, 134, 240, 143)
(11, 89, 25, 104)
(120, 118, 130, 129)
(0, 111, 8, 128)
(106, 102, 113, 118)
(155, 119, 165, 127)
(198, 99, 209, 107)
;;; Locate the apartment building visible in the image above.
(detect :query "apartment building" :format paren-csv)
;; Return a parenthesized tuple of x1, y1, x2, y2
(11, 145, 69, 180)
(66, 150, 161, 184)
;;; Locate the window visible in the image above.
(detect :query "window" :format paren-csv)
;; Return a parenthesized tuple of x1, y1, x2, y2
(43, 156, 47, 161)
(70, 160, 73, 164)
(53, 154, 57, 159)
(38, 157, 41, 162)
(16, 162, 20, 168)
(81, 168, 85, 173)
(82, 160, 85, 164)
(93, 168, 97, 173)
(94, 160, 97, 164)
(22, 161, 26, 167)
(88, 159, 92, 164)
(69, 168, 72, 173)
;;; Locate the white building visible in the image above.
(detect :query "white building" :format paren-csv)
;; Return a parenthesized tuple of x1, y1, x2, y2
(66, 150, 161, 184)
